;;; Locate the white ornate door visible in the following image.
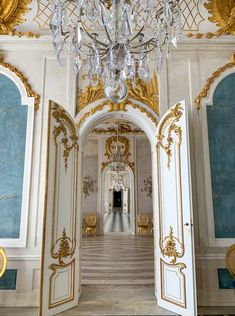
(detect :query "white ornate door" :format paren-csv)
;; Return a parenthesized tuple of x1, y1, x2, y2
(39, 101, 80, 315)
(155, 101, 197, 316)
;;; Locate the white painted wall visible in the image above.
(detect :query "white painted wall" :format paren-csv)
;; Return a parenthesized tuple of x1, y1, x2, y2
(1, 36, 235, 308)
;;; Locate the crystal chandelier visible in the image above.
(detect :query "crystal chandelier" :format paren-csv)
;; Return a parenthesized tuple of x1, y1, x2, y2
(50, 0, 183, 102)
(109, 124, 126, 172)
(111, 172, 125, 192)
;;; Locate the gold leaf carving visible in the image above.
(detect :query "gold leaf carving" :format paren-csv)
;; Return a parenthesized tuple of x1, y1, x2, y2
(162, 226, 184, 264)
(195, 53, 235, 110)
(52, 104, 78, 171)
(50, 228, 76, 267)
(0, 55, 40, 110)
(0, 0, 39, 37)
(77, 73, 159, 115)
(77, 100, 158, 128)
(187, 0, 235, 38)
(92, 123, 143, 135)
(102, 135, 134, 171)
(156, 103, 183, 169)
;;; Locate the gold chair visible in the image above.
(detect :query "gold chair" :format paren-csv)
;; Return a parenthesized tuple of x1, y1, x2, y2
(0, 248, 7, 278)
(85, 215, 97, 237)
(150, 217, 154, 237)
(137, 214, 149, 236)
(225, 244, 235, 290)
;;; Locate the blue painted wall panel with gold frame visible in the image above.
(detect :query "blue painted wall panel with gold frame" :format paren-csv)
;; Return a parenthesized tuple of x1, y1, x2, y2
(207, 73, 235, 238)
(0, 74, 27, 238)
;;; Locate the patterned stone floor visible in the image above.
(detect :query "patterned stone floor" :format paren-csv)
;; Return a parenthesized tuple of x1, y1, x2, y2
(103, 212, 131, 233)
(0, 235, 234, 315)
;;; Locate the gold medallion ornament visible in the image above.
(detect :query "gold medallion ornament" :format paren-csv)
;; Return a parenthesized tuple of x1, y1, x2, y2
(195, 53, 235, 110)
(0, 0, 39, 37)
(77, 73, 159, 116)
(188, 0, 235, 39)
(0, 55, 40, 110)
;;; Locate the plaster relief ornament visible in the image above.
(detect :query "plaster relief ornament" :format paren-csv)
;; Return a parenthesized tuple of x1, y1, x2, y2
(0, 0, 39, 37)
(188, 0, 235, 39)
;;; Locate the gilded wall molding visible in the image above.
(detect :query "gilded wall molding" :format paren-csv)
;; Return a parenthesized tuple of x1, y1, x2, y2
(77, 73, 159, 115)
(92, 123, 144, 135)
(0, 0, 39, 37)
(195, 53, 235, 110)
(77, 100, 158, 128)
(188, 0, 235, 39)
(0, 55, 40, 110)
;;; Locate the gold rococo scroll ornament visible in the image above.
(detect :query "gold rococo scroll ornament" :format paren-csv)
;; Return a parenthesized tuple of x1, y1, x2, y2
(0, 55, 40, 110)
(52, 104, 78, 171)
(156, 103, 183, 169)
(0, 0, 39, 37)
(102, 135, 135, 171)
(77, 73, 159, 115)
(50, 228, 76, 267)
(162, 226, 185, 264)
(195, 53, 235, 110)
(0, 247, 7, 278)
(188, 0, 235, 39)
(77, 100, 158, 128)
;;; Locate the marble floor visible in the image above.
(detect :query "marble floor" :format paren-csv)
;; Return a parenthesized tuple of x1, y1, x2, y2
(0, 235, 234, 315)
(103, 212, 131, 233)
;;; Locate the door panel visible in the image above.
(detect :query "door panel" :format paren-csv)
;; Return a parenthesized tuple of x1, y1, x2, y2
(39, 101, 80, 315)
(155, 101, 197, 316)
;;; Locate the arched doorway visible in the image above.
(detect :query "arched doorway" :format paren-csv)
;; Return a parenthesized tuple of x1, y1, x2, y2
(39, 99, 197, 316)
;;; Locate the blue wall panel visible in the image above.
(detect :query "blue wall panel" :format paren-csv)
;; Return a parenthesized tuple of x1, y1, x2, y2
(0, 269, 17, 290)
(0, 75, 27, 238)
(207, 73, 235, 238)
(218, 268, 234, 289)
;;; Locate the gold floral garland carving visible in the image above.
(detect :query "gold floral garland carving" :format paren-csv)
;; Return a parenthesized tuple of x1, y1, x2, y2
(188, 0, 235, 39)
(50, 228, 76, 268)
(0, 55, 40, 110)
(156, 103, 183, 169)
(0, 0, 39, 37)
(77, 73, 159, 115)
(52, 104, 78, 171)
(77, 100, 158, 128)
(92, 123, 143, 135)
(195, 53, 235, 110)
(102, 135, 134, 171)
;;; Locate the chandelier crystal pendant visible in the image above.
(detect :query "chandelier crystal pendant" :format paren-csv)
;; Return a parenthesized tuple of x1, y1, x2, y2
(50, 0, 183, 102)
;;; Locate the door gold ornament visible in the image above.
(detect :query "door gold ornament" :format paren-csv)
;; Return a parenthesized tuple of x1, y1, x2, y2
(0, 0, 39, 37)
(0, 55, 40, 110)
(187, 0, 235, 39)
(195, 53, 235, 110)
(162, 226, 185, 264)
(77, 74, 159, 115)
(156, 103, 183, 169)
(156, 103, 185, 263)
(52, 105, 79, 171)
(50, 228, 76, 267)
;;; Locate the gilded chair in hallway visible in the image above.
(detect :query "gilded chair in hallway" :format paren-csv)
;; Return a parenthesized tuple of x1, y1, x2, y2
(0, 247, 7, 279)
(85, 215, 97, 237)
(137, 214, 149, 236)
(225, 244, 235, 290)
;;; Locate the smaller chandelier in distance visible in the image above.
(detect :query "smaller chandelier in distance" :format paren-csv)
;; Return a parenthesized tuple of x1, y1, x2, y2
(50, 0, 183, 103)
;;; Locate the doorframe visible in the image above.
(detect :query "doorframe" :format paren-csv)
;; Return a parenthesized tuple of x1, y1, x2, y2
(75, 100, 159, 293)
